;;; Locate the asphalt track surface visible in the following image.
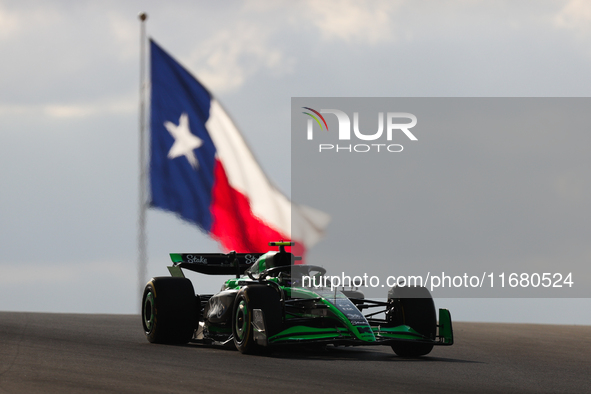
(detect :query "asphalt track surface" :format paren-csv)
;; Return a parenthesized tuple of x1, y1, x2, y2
(0, 312, 589, 393)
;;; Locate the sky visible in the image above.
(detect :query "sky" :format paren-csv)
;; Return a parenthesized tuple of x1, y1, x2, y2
(1, 0, 590, 324)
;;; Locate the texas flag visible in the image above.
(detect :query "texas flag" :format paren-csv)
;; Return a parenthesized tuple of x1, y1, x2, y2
(149, 39, 329, 255)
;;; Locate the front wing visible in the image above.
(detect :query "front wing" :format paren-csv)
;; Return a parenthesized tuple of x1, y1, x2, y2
(253, 308, 454, 347)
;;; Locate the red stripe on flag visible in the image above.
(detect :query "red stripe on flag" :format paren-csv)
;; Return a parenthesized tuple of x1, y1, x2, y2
(210, 160, 305, 259)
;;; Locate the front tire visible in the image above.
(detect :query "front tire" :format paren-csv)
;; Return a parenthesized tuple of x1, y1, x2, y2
(387, 286, 436, 357)
(142, 277, 197, 344)
(232, 285, 282, 354)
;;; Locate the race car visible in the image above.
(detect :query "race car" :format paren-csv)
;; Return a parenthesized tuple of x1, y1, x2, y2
(141, 242, 453, 357)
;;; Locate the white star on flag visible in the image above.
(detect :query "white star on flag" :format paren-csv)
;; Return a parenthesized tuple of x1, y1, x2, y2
(164, 112, 203, 169)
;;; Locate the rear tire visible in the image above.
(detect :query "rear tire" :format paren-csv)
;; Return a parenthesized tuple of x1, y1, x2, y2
(142, 277, 197, 344)
(388, 286, 436, 357)
(232, 285, 282, 354)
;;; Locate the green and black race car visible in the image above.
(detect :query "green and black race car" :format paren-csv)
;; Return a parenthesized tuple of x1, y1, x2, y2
(141, 242, 453, 357)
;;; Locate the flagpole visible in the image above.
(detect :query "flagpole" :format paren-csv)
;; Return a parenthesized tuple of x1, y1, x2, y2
(138, 12, 148, 307)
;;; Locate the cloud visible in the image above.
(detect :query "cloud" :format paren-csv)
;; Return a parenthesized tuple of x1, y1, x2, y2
(105, 10, 140, 62)
(0, 259, 130, 286)
(0, 2, 62, 41)
(0, 4, 19, 40)
(0, 95, 136, 119)
(169, 0, 405, 93)
(301, 0, 404, 45)
(554, 0, 591, 34)
(186, 23, 293, 93)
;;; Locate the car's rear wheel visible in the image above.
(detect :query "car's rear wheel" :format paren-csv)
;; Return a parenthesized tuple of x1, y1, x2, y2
(232, 285, 282, 354)
(387, 285, 436, 357)
(142, 277, 197, 344)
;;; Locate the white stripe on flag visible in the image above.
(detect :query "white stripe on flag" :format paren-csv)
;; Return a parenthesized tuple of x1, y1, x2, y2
(206, 99, 329, 247)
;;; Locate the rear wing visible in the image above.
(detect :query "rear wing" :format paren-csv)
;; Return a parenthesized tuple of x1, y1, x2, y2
(169, 252, 263, 277)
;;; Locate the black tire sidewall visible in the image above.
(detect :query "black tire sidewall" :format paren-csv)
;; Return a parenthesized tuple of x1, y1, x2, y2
(232, 285, 283, 354)
(388, 286, 436, 357)
(141, 277, 197, 344)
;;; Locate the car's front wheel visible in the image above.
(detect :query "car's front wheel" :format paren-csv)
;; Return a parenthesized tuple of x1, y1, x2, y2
(387, 285, 436, 357)
(232, 285, 282, 354)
